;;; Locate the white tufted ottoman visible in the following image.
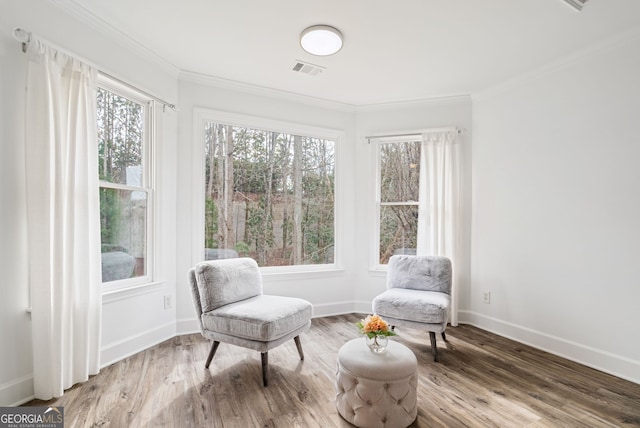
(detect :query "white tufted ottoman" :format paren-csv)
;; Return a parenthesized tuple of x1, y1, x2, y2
(335, 338, 418, 428)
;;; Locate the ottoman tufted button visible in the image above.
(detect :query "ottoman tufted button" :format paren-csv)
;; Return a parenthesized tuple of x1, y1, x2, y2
(384, 383, 389, 389)
(382, 416, 387, 423)
(367, 400, 372, 405)
(354, 379, 359, 384)
(397, 399, 402, 405)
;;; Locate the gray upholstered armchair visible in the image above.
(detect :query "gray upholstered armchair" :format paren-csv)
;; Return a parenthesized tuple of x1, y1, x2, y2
(372, 255, 452, 361)
(188, 257, 313, 386)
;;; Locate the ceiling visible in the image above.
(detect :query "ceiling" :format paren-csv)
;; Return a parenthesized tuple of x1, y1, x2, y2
(56, 0, 640, 106)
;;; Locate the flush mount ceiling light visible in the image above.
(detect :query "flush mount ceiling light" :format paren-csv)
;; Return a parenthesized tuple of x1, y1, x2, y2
(300, 25, 343, 56)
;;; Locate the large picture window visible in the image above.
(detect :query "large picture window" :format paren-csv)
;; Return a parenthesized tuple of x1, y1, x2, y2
(97, 82, 153, 285)
(201, 118, 336, 268)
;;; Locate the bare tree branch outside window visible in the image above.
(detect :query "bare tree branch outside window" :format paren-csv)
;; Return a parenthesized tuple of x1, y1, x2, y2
(379, 141, 420, 264)
(97, 87, 149, 282)
(204, 122, 335, 267)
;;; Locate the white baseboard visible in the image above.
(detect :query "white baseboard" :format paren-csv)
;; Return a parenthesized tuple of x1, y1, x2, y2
(176, 317, 200, 335)
(0, 374, 34, 406)
(313, 301, 360, 318)
(100, 321, 176, 368)
(353, 300, 373, 314)
(458, 310, 640, 385)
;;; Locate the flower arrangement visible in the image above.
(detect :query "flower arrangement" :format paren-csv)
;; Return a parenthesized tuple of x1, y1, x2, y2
(356, 314, 397, 339)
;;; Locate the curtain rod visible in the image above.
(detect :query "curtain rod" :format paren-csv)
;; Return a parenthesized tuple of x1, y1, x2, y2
(365, 127, 463, 141)
(98, 71, 176, 111)
(12, 28, 176, 112)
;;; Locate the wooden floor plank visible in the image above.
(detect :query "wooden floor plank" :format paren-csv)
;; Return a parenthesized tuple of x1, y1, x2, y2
(25, 314, 640, 427)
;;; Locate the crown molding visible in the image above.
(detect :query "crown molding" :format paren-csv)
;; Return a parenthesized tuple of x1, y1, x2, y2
(473, 25, 640, 102)
(355, 94, 472, 113)
(179, 70, 357, 113)
(48, 0, 180, 78)
(181, 70, 474, 114)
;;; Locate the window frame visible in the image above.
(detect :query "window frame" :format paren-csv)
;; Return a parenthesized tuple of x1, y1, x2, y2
(192, 108, 344, 275)
(98, 76, 156, 292)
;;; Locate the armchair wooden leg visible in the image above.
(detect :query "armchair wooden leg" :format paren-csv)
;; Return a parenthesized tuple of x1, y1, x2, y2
(205, 341, 220, 369)
(261, 352, 269, 387)
(429, 331, 438, 362)
(294, 336, 304, 360)
(441, 331, 447, 342)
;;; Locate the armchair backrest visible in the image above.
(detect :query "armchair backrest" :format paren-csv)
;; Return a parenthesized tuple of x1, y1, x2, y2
(190, 257, 263, 314)
(387, 255, 452, 295)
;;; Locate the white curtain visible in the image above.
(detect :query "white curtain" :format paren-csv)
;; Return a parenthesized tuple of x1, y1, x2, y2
(417, 130, 461, 326)
(25, 39, 102, 399)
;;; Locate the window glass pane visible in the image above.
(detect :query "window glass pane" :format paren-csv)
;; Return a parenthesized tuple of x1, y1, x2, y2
(380, 141, 420, 203)
(97, 88, 144, 186)
(100, 188, 147, 282)
(203, 122, 335, 267)
(379, 205, 418, 264)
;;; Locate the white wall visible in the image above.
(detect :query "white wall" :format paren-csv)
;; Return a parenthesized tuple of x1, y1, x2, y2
(353, 98, 473, 314)
(175, 75, 359, 333)
(470, 32, 640, 383)
(0, 19, 32, 407)
(0, 0, 179, 405)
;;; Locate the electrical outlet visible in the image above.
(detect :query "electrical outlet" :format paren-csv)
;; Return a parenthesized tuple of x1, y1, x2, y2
(482, 291, 491, 304)
(163, 295, 172, 310)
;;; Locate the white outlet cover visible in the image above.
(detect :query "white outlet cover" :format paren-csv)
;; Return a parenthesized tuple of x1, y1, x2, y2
(482, 292, 491, 304)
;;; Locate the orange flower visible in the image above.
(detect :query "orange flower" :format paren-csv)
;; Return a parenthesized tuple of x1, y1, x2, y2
(362, 314, 389, 334)
(356, 314, 396, 338)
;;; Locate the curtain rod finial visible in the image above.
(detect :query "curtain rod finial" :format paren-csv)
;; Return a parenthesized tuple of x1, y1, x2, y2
(13, 28, 31, 43)
(13, 28, 31, 53)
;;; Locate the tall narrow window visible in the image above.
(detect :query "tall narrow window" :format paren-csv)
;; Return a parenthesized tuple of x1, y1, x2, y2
(375, 129, 460, 268)
(97, 82, 153, 285)
(202, 121, 336, 267)
(377, 137, 422, 265)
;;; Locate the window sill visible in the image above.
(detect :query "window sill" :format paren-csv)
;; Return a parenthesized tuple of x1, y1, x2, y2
(368, 267, 388, 277)
(260, 265, 345, 281)
(102, 280, 167, 304)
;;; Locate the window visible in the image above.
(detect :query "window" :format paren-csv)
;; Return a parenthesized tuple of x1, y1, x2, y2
(375, 129, 460, 268)
(199, 114, 337, 268)
(376, 136, 423, 265)
(97, 81, 154, 285)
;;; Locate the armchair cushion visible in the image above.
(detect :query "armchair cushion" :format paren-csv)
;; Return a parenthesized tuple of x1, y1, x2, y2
(201, 294, 313, 342)
(194, 258, 263, 312)
(373, 288, 450, 324)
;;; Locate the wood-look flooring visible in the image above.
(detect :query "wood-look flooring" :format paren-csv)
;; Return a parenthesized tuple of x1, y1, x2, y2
(27, 314, 640, 427)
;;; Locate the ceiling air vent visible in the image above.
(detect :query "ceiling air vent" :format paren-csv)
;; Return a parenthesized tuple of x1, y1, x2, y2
(292, 60, 325, 76)
(563, 0, 588, 11)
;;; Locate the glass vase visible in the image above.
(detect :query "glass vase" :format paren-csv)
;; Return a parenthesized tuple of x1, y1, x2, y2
(365, 334, 388, 354)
